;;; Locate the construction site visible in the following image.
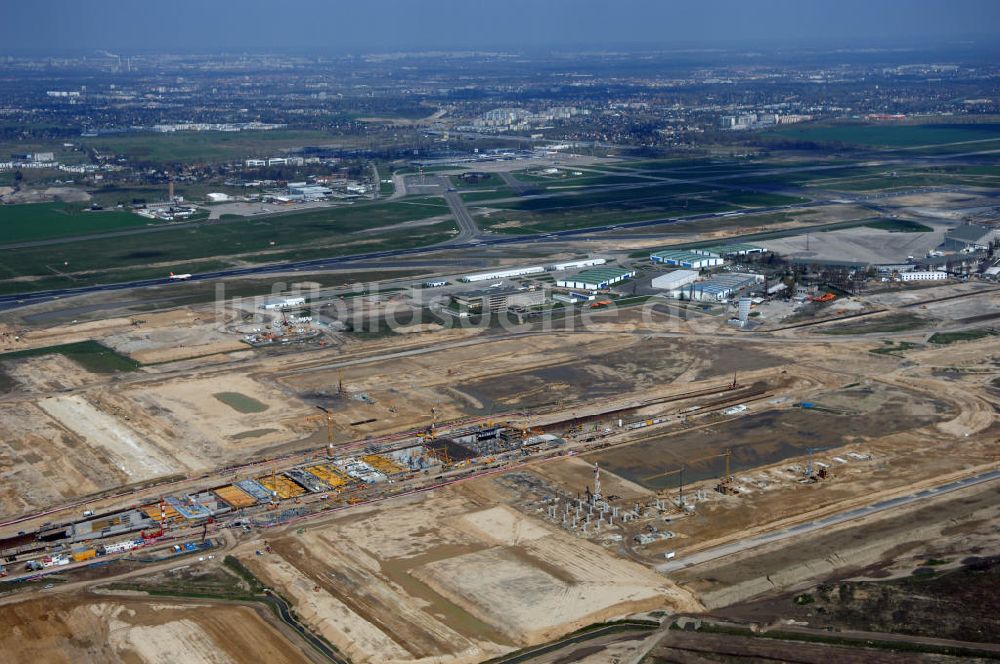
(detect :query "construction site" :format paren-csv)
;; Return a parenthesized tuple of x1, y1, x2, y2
(0, 253, 997, 663)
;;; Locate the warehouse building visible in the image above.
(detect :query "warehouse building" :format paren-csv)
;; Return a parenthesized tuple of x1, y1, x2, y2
(651, 269, 700, 291)
(691, 243, 766, 256)
(549, 258, 607, 271)
(556, 267, 636, 290)
(287, 182, 333, 199)
(650, 249, 725, 269)
(676, 273, 763, 301)
(460, 266, 545, 282)
(940, 225, 999, 252)
(452, 287, 545, 313)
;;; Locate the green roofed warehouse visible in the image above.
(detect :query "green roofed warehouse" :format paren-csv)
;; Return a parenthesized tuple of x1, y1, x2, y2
(556, 267, 636, 290)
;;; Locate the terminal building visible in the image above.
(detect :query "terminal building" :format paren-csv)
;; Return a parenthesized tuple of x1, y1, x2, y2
(452, 287, 545, 313)
(556, 267, 636, 290)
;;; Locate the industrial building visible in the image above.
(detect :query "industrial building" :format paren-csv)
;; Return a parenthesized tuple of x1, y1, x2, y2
(651, 269, 700, 291)
(675, 273, 764, 301)
(650, 249, 724, 269)
(460, 266, 545, 282)
(550, 258, 607, 271)
(898, 270, 948, 282)
(287, 182, 333, 199)
(260, 296, 306, 310)
(552, 291, 596, 304)
(556, 267, 635, 290)
(69, 509, 156, 543)
(692, 243, 766, 256)
(940, 225, 999, 252)
(452, 287, 545, 313)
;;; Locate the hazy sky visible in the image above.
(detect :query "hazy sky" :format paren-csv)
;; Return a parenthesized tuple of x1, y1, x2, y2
(3, 0, 999, 52)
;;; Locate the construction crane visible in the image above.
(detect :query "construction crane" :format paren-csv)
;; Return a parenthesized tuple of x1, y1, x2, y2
(645, 466, 686, 506)
(316, 405, 334, 453)
(803, 447, 829, 481)
(729, 371, 738, 390)
(715, 449, 738, 495)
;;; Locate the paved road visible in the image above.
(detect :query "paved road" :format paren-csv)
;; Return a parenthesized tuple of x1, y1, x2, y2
(657, 469, 1000, 573)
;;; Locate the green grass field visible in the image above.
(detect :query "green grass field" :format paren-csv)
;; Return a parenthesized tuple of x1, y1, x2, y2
(928, 329, 998, 345)
(449, 173, 504, 188)
(864, 219, 933, 232)
(474, 182, 805, 234)
(0, 195, 457, 294)
(82, 129, 353, 164)
(0, 340, 140, 372)
(766, 122, 1000, 148)
(459, 187, 516, 202)
(0, 203, 150, 243)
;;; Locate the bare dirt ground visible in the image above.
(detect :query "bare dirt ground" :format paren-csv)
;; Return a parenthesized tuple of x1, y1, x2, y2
(0, 400, 129, 516)
(104, 321, 247, 364)
(0, 262, 997, 660)
(0, 595, 311, 664)
(127, 372, 315, 454)
(241, 481, 697, 664)
(678, 480, 1000, 609)
(4, 186, 91, 204)
(1, 308, 199, 352)
(765, 223, 948, 264)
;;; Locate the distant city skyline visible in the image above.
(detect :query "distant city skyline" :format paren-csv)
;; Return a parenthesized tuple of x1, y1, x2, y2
(2, 0, 999, 53)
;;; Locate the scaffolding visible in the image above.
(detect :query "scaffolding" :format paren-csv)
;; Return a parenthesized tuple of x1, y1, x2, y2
(214, 485, 259, 508)
(361, 454, 405, 475)
(305, 464, 349, 489)
(257, 474, 306, 499)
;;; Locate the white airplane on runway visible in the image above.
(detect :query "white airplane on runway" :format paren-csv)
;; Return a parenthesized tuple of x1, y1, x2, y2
(169, 272, 192, 280)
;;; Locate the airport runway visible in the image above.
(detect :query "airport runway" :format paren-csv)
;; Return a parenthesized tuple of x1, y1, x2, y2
(440, 184, 482, 241)
(0, 185, 965, 312)
(656, 468, 1000, 573)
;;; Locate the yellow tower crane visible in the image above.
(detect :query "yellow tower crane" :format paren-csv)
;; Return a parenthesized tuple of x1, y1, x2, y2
(316, 405, 335, 457)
